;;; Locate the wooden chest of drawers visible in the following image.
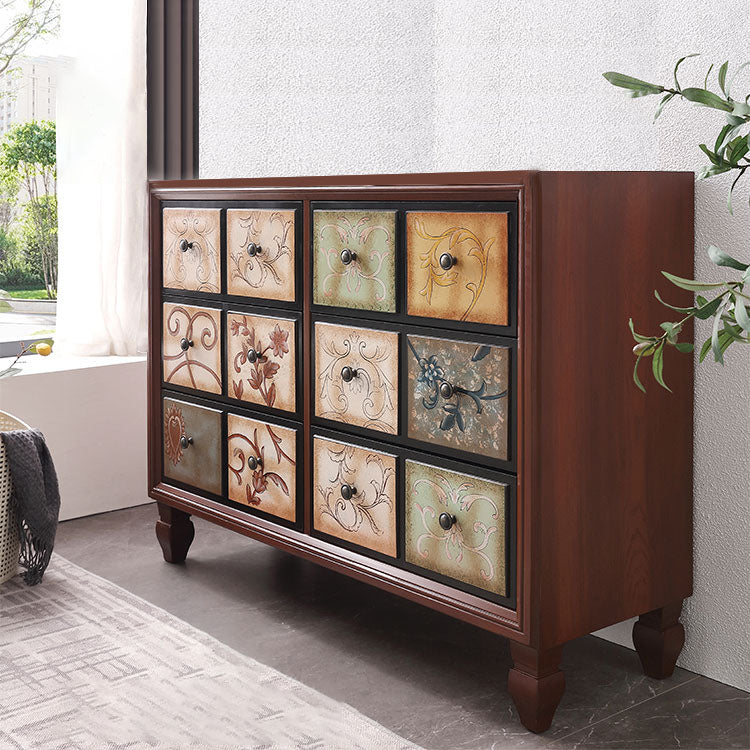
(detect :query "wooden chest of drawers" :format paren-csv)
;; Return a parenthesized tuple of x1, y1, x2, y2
(148, 172, 694, 733)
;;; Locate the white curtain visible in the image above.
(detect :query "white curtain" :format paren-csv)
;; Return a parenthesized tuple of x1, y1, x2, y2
(54, 0, 147, 356)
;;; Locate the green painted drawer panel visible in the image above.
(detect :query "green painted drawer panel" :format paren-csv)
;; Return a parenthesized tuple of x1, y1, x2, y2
(163, 397, 222, 495)
(312, 209, 397, 312)
(405, 460, 507, 597)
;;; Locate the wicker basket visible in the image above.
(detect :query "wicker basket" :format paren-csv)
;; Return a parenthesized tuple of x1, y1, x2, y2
(0, 410, 29, 584)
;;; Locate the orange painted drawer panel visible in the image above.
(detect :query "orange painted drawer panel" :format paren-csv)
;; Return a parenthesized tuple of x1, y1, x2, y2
(406, 211, 509, 326)
(227, 311, 297, 413)
(227, 208, 296, 301)
(162, 207, 221, 292)
(227, 413, 297, 523)
(162, 303, 222, 395)
(314, 321, 398, 434)
(313, 436, 397, 557)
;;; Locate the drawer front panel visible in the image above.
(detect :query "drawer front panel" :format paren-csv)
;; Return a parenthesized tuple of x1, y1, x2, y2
(313, 436, 397, 557)
(227, 413, 297, 522)
(162, 303, 222, 395)
(163, 208, 221, 292)
(227, 312, 297, 413)
(227, 209, 296, 301)
(406, 334, 510, 461)
(314, 322, 398, 434)
(405, 211, 509, 326)
(163, 398, 222, 495)
(312, 209, 397, 312)
(405, 459, 507, 596)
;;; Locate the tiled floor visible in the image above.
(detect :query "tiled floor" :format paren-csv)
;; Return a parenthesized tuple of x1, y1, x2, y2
(55, 504, 749, 749)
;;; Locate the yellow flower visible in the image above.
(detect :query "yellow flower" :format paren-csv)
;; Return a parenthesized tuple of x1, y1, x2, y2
(35, 342, 52, 357)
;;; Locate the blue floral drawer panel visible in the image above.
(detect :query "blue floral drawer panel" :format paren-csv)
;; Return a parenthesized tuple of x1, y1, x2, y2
(406, 334, 510, 461)
(405, 460, 507, 596)
(312, 210, 397, 313)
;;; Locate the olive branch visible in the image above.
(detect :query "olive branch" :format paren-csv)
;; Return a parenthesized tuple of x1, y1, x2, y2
(604, 55, 750, 391)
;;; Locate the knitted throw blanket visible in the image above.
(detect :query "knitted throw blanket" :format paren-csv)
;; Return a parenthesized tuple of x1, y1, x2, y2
(1, 429, 60, 585)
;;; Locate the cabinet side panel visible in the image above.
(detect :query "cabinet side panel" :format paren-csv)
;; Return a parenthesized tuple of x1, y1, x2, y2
(534, 172, 694, 648)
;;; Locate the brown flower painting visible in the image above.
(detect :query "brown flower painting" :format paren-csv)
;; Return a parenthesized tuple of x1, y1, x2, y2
(227, 313, 296, 413)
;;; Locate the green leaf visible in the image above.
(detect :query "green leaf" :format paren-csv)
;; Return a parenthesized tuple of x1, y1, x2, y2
(703, 63, 714, 90)
(662, 270, 727, 291)
(654, 92, 675, 121)
(707, 244, 749, 271)
(699, 336, 712, 362)
(674, 53, 700, 91)
(603, 72, 664, 95)
(694, 294, 726, 320)
(629, 318, 658, 344)
(717, 60, 729, 95)
(727, 62, 750, 99)
(632, 353, 646, 393)
(654, 289, 694, 313)
(731, 99, 750, 117)
(699, 143, 723, 165)
(681, 87, 733, 111)
(651, 343, 671, 392)
(675, 342, 694, 353)
(711, 300, 727, 363)
(733, 295, 750, 333)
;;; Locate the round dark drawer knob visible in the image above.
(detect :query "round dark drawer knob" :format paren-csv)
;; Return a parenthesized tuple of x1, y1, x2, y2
(340, 248, 357, 265)
(247, 242, 262, 257)
(179, 435, 193, 449)
(179, 239, 192, 252)
(179, 337, 193, 351)
(438, 512, 456, 530)
(438, 252, 457, 270)
(341, 366, 358, 383)
(439, 381, 454, 399)
(340, 483, 357, 501)
(247, 455, 262, 471)
(247, 348, 259, 363)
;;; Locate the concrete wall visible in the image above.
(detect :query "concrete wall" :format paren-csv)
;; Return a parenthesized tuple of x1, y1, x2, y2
(199, 0, 750, 690)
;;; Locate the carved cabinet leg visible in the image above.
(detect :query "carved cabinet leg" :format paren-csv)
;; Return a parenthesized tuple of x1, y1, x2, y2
(155, 502, 195, 564)
(632, 600, 685, 679)
(508, 642, 565, 734)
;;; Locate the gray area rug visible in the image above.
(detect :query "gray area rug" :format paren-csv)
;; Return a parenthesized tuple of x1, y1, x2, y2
(0, 554, 421, 750)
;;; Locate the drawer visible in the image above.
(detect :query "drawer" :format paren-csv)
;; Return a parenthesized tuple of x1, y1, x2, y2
(314, 321, 398, 434)
(406, 334, 510, 461)
(227, 413, 297, 523)
(405, 211, 509, 326)
(162, 207, 221, 293)
(227, 311, 297, 413)
(313, 436, 397, 557)
(162, 303, 222, 394)
(312, 209, 397, 313)
(405, 459, 508, 596)
(163, 398, 222, 495)
(227, 208, 296, 301)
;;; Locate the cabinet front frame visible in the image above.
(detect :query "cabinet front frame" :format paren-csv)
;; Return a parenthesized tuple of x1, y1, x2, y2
(148, 175, 533, 644)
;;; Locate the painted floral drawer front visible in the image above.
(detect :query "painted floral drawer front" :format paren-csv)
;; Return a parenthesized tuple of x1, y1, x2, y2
(227, 414, 296, 522)
(405, 460, 507, 597)
(227, 312, 296, 413)
(312, 210, 397, 312)
(162, 303, 222, 395)
(313, 437, 397, 557)
(406, 211, 509, 326)
(163, 398, 222, 495)
(227, 209, 296, 301)
(314, 322, 398, 434)
(407, 334, 510, 460)
(163, 208, 221, 292)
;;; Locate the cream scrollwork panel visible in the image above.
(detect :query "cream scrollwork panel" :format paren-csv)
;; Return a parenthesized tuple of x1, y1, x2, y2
(162, 208, 221, 292)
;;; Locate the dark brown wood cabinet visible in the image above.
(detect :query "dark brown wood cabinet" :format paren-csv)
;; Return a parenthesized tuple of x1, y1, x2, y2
(148, 171, 694, 733)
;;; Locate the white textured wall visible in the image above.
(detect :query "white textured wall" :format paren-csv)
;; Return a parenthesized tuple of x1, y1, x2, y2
(199, 0, 750, 691)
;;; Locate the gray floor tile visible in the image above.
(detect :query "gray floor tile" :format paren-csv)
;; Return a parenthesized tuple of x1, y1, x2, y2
(53, 504, 749, 750)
